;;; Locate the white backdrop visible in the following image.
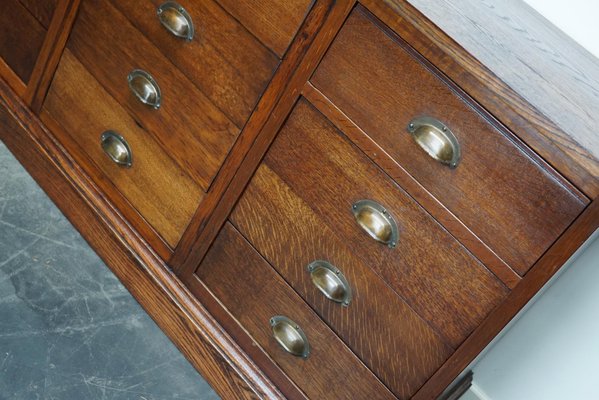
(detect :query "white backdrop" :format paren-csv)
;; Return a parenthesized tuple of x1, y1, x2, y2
(524, 0, 599, 58)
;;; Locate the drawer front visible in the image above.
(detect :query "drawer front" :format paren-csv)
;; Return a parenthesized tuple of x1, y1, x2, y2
(235, 99, 508, 349)
(43, 50, 203, 247)
(0, 0, 47, 83)
(110, 0, 279, 128)
(197, 223, 395, 399)
(67, 0, 242, 191)
(215, 0, 313, 57)
(231, 164, 453, 398)
(311, 7, 587, 275)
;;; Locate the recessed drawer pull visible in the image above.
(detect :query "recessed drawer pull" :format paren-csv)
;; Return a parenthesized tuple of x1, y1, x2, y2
(407, 116, 461, 168)
(352, 199, 398, 248)
(127, 70, 162, 109)
(307, 260, 352, 306)
(270, 316, 310, 358)
(157, 2, 194, 41)
(100, 131, 132, 167)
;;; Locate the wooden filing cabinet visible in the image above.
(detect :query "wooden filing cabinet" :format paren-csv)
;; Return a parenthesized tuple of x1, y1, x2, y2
(1, 0, 598, 399)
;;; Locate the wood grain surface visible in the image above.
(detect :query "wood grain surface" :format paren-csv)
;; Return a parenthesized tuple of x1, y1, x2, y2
(232, 163, 453, 398)
(0, 77, 285, 400)
(403, 0, 599, 178)
(303, 82, 521, 289)
(215, 0, 313, 57)
(170, 0, 354, 273)
(18, 0, 57, 28)
(414, 197, 599, 400)
(361, 0, 599, 198)
(258, 99, 509, 348)
(0, 0, 46, 83)
(67, 0, 239, 191)
(312, 6, 588, 275)
(111, 0, 279, 129)
(197, 222, 396, 399)
(42, 50, 203, 248)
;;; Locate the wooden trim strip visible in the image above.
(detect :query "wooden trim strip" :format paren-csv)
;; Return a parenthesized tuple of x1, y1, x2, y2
(24, 0, 81, 112)
(0, 56, 26, 97)
(302, 82, 521, 289)
(171, 0, 358, 273)
(0, 76, 283, 400)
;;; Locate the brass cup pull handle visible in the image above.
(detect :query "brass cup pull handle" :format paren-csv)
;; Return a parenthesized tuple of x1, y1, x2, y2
(352, 200, 398, 248)
(157, 2, 194, 41)
(270, 316, 310, 358)
(100, 131, 132, 168)
(407, 116, 461, 168)
(127, 70, 161, 109)
(307, 261, 352, 307)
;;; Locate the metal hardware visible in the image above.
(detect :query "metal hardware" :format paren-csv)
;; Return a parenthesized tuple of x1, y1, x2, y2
(407, 116, 461, 168)
(100, 131, 132, 167)
(269, 316, 310, 358)
(127, 70, 161, 109)
(352, 200, 398, 248)
(157, 2, 194, 41)
(307, 260, 352, 306)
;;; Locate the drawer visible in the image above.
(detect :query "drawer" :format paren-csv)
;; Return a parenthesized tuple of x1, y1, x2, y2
(197, 222, 395, 399)
(109, 0, 279, 128)
(311, 7, 587, 275)
(42, 50, 203, 248)
(231, 164, 453, 397)
(66, 0, 243, 191)
(0, 0, 47, 83)
(233, 100, 508, 350)
(214, 0, 313, 57)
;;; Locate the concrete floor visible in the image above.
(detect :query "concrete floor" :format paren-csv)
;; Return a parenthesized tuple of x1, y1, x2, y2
(0, 141, 219, 399)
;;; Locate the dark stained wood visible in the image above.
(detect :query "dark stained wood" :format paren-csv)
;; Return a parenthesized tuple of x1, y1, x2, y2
(0, 0, 46, 83)
(301, 89, 520, 291)
(67, 0, 239, 191)
(180, 272, 310, 399)
(111, 0, 279, 128)
(25, 0, 81, 112)
(171, 0, 356, 274)
(303, 82, 521, 289)
(0, 57, 26, 97)
(215, 0, 313, 57)
(42, 50, 203, 248)
(196, 222, 396, 399)
(18, 0, 57, 28)
(311, 6, 588, 275)
(0, 78, 285, 400)
(413, 198, 599, 400)
(261, 99, 509, 348)
(231, 163, 453, 398)
(361, 0, 599, 199)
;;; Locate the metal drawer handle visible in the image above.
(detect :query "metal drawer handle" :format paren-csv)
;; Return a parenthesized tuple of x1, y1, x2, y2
(407, 116, 461, 168)
(307, 260, 352, 307)
(100, 131, 132, 167)
(352, 199, 398, 248)
(270, 316, 310, 358)
(157, 2, 194, 41)
(127, 70, 161, 109)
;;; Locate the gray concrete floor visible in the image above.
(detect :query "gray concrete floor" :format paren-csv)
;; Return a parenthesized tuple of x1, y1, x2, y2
(0, 141, 219, 400)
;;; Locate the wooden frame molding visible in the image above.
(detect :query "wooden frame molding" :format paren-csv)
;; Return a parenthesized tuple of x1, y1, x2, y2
(171, 0, 357, 274)
(24, 0, 81, 111)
